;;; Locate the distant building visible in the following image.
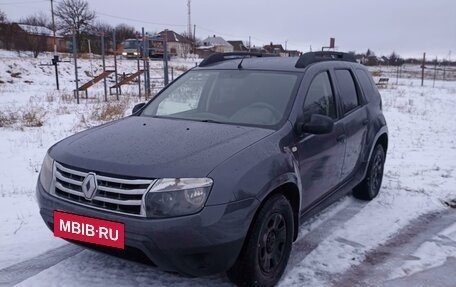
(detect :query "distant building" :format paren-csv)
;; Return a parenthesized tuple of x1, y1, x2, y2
(0, 23, 66, 52)
(249, 46, 268, 54)
(227, 40, 248, 52)
(157, 30, 192, 58)
(201, 35, 233, 53)
(263, 42, 287, 56)
(285, 50, 301, 57)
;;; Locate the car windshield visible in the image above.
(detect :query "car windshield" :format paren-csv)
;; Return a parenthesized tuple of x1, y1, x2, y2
(141, 70, 299, 128)
(123, 40, 140, 49)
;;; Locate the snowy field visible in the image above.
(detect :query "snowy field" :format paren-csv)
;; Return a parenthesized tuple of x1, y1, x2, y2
(0, 51, 455, 286)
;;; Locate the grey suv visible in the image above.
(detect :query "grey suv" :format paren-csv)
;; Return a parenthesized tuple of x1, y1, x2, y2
(37, 52, 388, 287)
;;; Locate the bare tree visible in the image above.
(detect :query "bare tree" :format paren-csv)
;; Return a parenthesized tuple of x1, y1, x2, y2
(0, 9, 13, 50)
(87, 21, 113, 54)
(0, 9, 7, 24)
(366, 49, 375, 57)
(115, 24, 136, 43)
(20, 12, 50, 28)
(18, 13, 50, 58)
(55, 0, 95, 51)
(388, 51, 403, 66)
(91, 20, 113, 36)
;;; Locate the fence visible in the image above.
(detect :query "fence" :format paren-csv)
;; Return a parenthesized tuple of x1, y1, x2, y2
(368, 64, 456, 87)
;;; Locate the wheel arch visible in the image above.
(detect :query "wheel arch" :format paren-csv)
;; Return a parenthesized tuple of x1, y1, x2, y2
(376, 132, 388, 154)
(254, 182, 301, 242)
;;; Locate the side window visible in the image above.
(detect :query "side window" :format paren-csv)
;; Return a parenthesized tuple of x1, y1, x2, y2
(335, 69, 359, 114)
(303, 72, 336, 122)
(355, 69, 377, 102)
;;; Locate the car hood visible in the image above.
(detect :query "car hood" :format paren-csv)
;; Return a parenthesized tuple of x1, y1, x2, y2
(49, 116, 274, 178)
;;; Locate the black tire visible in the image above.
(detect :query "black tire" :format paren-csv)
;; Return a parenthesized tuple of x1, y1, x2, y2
(353, 144, 385, 200)
(227, 194, 294, 287)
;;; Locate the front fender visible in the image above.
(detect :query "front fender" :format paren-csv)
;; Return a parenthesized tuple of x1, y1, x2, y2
(206, 123, 300, 206)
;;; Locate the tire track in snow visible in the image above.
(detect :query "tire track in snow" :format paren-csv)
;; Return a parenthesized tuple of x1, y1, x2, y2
(286, 197, 366, 270)
(0, 244, 83, 287)
(334, 209, 456, 287)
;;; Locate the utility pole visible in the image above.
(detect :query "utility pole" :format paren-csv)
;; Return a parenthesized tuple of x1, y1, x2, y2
(249, 36, 251, 52)
(50, 0, 59, 90)
(163, 30, 169, 86)
(72, 29, 79, 104)
(101, 33, 107, 101)
(187, 0, 192, 39)
(193, 24, 196, 42)
(142, 27, 150, 98)
(433, 57, 437, 88)
(136, 34, 141, 99)
(193, 24, 196, 53)
(50, 0, 56, 54)
(421, 52, 426, 87)
(113, 31, 119, 100)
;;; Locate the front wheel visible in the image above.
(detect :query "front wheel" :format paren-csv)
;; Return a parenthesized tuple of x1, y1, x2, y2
(227, 194, 294, 287)
(353, 144, 385, 200)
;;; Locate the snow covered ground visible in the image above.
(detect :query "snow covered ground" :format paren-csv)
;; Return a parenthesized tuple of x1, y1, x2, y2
(0, 51, 455, 286)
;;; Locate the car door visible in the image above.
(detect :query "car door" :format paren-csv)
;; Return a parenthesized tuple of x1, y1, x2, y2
(296, 71, 346, 210)
(333, 69, 369, 180)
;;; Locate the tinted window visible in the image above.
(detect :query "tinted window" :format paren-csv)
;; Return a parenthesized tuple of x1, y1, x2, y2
(335, 69, 359, 114)
(142, 70, 298, 127)
(303, 72, 336, 122)
(355, 69, 378, 102)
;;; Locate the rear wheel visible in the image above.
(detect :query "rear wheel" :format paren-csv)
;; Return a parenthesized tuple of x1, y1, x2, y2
(353, 144, 385, 200)
(227, 194, 293, 287)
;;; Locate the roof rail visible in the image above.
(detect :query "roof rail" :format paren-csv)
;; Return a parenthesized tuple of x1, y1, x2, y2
(199, 52, 279, 67)
(295, 51, 356, 68)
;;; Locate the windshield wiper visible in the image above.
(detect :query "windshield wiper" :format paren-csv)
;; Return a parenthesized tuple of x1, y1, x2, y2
(199, 119, 223, 124)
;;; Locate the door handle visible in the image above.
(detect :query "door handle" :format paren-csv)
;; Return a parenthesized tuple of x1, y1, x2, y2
(362, 119, 369, 126)
(337, 135, 346, 143)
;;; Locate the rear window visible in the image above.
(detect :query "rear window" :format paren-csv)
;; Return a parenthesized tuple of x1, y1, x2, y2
(335, 69, 359, 114)
(355, 69, 378, 102)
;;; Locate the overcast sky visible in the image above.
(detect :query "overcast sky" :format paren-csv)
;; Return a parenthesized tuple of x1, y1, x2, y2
(1, 0, 455, 58)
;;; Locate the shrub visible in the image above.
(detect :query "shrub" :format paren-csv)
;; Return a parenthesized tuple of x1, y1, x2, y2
(90, 100, 129, 122)
(21, 107, 46, 127)
(0, 111, 18, 127)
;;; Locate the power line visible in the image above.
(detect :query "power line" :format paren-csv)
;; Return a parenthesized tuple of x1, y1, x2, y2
(96, 11, 186, 28)
(0, 0, 46, 5)
(51, 1, 300, 51)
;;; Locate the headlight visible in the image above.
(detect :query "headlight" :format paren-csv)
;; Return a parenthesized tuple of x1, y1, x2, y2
(133, 52, 138, 55)
(39, 153, 54, 192)
(122, 52, 127, 56)
(144, 178, 213, 218)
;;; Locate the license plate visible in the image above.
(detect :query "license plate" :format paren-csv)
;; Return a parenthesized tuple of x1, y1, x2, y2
(54, 211, 125, 249)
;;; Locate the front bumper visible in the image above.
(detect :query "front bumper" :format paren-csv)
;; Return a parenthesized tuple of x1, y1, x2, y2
(36, 182, 259, 276)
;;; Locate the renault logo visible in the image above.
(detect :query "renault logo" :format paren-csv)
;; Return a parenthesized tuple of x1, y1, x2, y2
(82, 172, 98, 200)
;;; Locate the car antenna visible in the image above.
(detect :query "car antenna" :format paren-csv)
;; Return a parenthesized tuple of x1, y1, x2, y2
(238, 56, 247, 69)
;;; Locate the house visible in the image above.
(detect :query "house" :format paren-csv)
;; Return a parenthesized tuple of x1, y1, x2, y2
(249, 46, 268, 54)
(285, 50, 301, 57)
(227, 40, 248, 52)
(18, 23, 66, 52)
(201, 35, 233, 53)
(263, 42, 287, 56)
(0, 23, 66, 53)
(157, 30, 192, 58)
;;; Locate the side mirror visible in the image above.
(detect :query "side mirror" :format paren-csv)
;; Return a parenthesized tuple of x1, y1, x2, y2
(132, 103, 146, 114)
(299, 114, 334, 135)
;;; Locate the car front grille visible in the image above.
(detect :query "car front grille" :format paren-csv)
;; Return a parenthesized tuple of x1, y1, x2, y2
(52, 162, 155, 217)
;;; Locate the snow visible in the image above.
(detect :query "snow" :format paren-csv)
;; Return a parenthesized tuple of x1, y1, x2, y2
(16, 24, 57, 37)
(0, 51, 455, 286)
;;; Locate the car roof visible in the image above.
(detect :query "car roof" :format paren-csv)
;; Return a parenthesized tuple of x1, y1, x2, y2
(196, 56, 305, 72)
(195, 52, 365, 73)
